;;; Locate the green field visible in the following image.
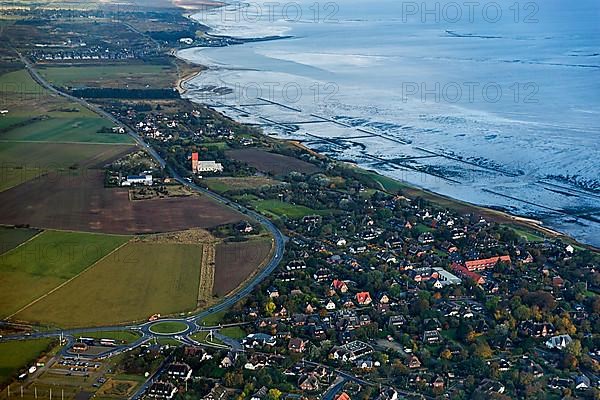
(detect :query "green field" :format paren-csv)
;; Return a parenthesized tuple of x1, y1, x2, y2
(220, 326, 246, 339)
(0, 68, 132, 145)
(204, 142, 229, 151)
(0, 115, 36, 132)
(149, 321, 188, 334)
(370, 173, 408, 193)
(0, 116, 132, 144)
(0, 167, 43, 192)
(347, 167, 408, 194)
(0, 230, 129, 319)
(0, 69, 47, 96)
(204, 176, 281, 193)
(199, 310, 225, 326)
(251, 199, 319, 219)
(0, 339, 55, 386)
(190, 331, 224, 346)
(14, 242, 203, 327)
(511, 226, 546, 242)
(38, 64, 175, 89)
(0, 141, 134, 169)
(0, 69, 49, 131)
(0, 226, 41, 255)
(76, 331, 142, 344)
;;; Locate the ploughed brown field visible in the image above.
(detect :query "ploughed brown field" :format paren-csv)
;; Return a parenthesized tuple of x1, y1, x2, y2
(226, 148, 320, 176)
(0, 170, 245, 234)
(214, 238, 273, 296)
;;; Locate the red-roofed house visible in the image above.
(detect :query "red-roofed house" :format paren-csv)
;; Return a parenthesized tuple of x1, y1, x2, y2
(356, 292, 372, 306)
(552, 276, 565, 288)
(465, 255, 511, 271)
(332, 279, 349, 293)
(335, 393, 351, 400)
(452, 263, 485, 285)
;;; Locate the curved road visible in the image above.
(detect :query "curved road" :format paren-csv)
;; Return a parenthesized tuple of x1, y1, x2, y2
(0, 51, 286, 357)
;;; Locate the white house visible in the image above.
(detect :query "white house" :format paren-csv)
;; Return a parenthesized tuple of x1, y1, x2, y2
(121, 174, 153, 186)
(197, 161, 224, 173)
(545, 334, 573, 350)
(325, 299, 336, 311)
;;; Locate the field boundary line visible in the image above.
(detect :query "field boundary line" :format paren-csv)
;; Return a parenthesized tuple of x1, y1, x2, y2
(0, 139, 135, 146)
(197, 243, 216, 306)
(7, 239, 132, 320)
(1, 227, 134, 238)
(0, 229, 46, 257)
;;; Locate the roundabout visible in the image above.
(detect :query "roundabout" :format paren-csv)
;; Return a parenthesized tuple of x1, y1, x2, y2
(147, 320, 190, 336)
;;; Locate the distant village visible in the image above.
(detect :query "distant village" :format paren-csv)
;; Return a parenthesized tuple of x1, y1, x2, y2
(97, 53, 600, 400)
(126, 135, 600, 399)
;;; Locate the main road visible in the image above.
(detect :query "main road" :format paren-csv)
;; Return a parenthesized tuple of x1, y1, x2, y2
(0, 51, 286, 355)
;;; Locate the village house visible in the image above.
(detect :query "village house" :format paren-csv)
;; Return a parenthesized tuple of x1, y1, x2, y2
(377, 292, 390, 304)
(267, 286, 279, 298)
(250, 386, 268, 400)
(313, 268, 332, 282)
(545, 334, 573, 350)
(388, 315, 406, 329)
(308, 325, 326, 339)
(325, 299, 336, 311)
(464, 255, 511, 271)
(375, 387, 399, 400)
(422, 330, 443, 345)
(148, 382, 177, 399)
(166, 362, 192, 381)
(575, 375, 591, 390)
(244, 354, 271, 370)
(451, 263, 486, 285)
(243, 333, 277, 348)
(406, 355, 422, 369)
(184, 346, 213, 361)
(520, 321, 556, 338)
(335, 310, 362, 331)
(203, 384, 228, 400)
(549, 377, 573, 390)
(236, 221, 254, 233)
(355, 292, 372, 306)
(286, 260, 307, 272)
(288, 338, 307, 353)
(335, 393, 351, 400)
(220, 351, 237, 368)
(121, 174, 153, 187)
(355, 359, 381, 370)
(330, 340, 373, 362)
(432, 376, 445, 391)
(331, 279, 349, 293)
(477, 379, 506, 395)
(298, 373, 320, 391)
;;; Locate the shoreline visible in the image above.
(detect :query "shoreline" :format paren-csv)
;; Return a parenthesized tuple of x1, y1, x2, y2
(174, 61, 600, 253)
(171, 16, 599, 253)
